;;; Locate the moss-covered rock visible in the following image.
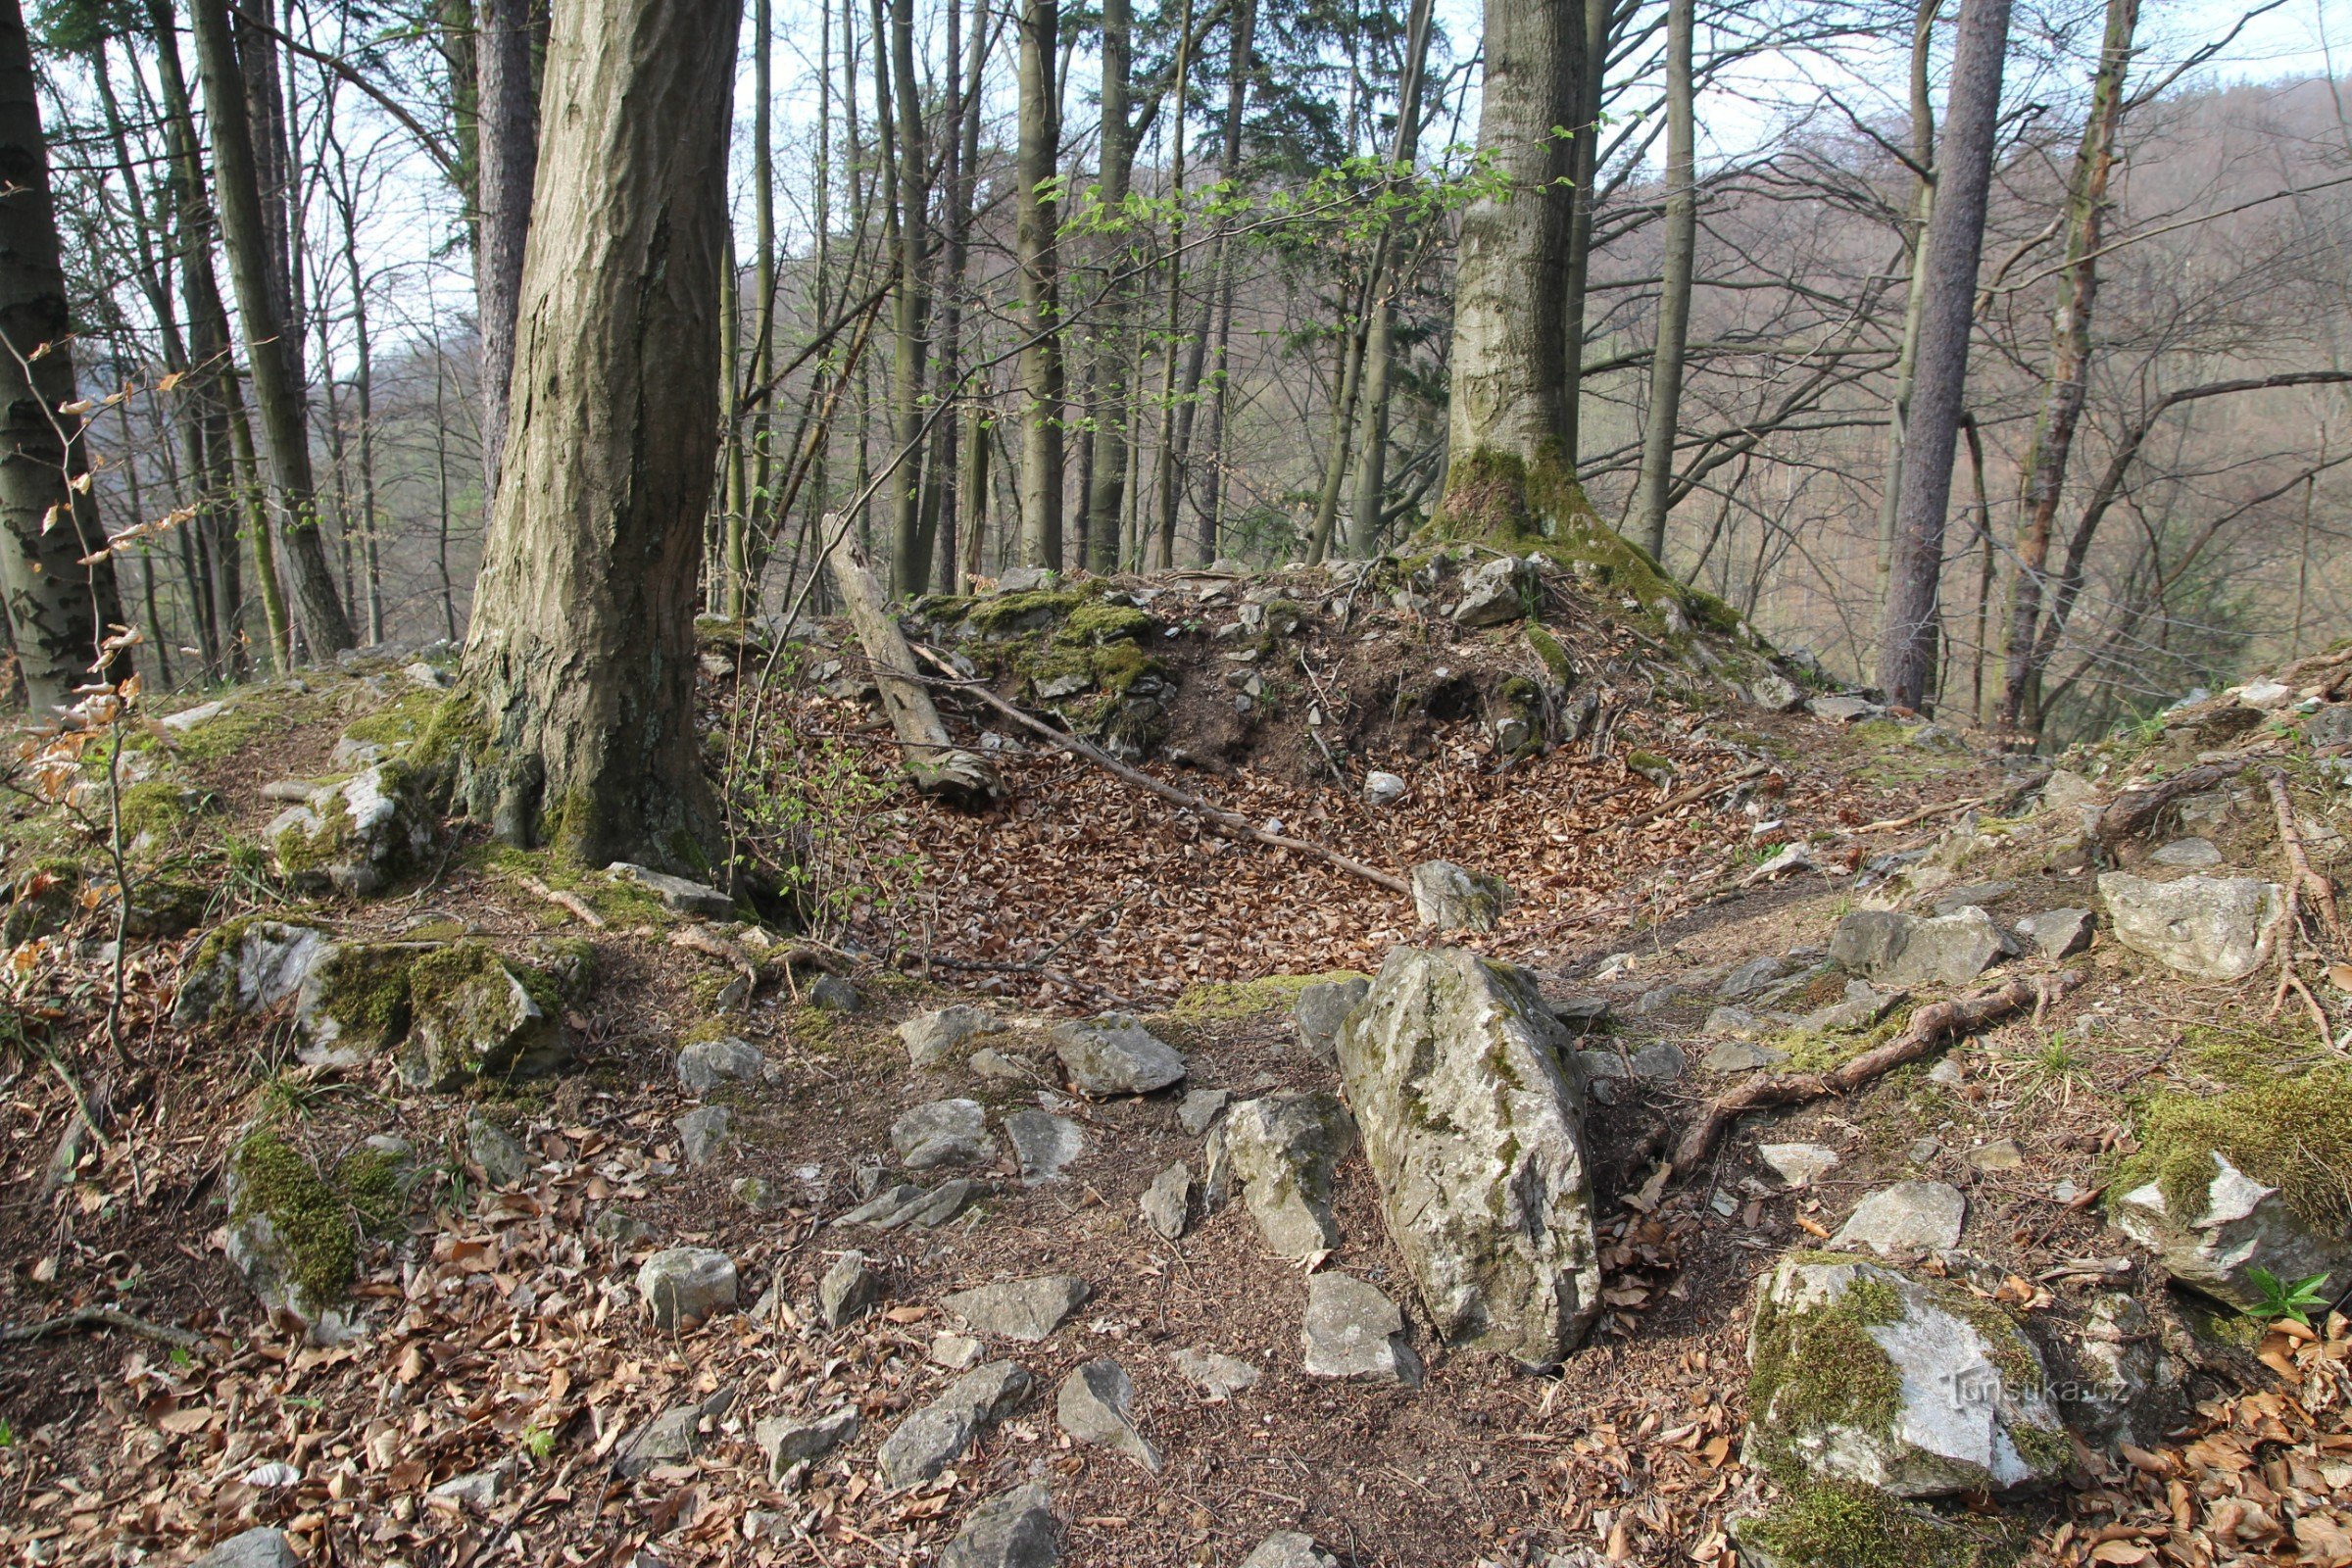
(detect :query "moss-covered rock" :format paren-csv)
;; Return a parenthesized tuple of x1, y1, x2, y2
(3, 858, 81, 945)
(222, 1125, 360, 1333)
(172, 917, 335, 1026)
(1745, 1253, 2068, 1496)
(266, 760, 440, 897)
(1731, 1479, 2012, 1568)
(396, 942, 571, 1091)
(293, 941, 435, 1068)
(118, 780, 218, 847)
(2109, 1066, 2352, 1308)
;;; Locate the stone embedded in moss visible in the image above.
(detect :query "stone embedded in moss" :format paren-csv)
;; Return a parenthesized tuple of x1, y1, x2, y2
(1731, 1479, 2008, 1568)
(172, 918, 334, 1026)
(397, 942, 570, 1091)
(118, 780, 217, 845)
(224, 1126, 358, 1330)
(1745, 1252, 2067, 1496)
(1054, 600, 1152, 646)
(266, 761, 439, 897)
(294, 941, 432, 1068)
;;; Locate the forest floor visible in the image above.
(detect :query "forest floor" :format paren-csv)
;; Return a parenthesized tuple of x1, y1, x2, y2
(0, 559, 2348, 1568)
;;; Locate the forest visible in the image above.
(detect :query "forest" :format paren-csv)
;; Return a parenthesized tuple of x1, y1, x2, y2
(1, 0, 2351, 1564)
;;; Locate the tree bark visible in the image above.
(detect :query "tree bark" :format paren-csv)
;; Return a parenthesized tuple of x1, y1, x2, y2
(1436, 0, 1582, 545)
(1346, 0, 1436, 560)
(1998, 0, 2136, 736)
(475, 0, 539, 499)
(1871, 0, 1940, 598)
(1081, 0, 1136, 573)
(1558, 0, 1605, 466)
(1877, 0, 2011, 710)
(1629, 0, 1694, 562)
(461, 0, 741, 866)
(190, 0, 354, 656)
(884, 0, 933, 595)
(1013, 0, 1063, 568)
(0, 0, 128, 709)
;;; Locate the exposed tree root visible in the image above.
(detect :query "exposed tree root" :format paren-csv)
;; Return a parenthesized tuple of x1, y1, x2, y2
(2094, 755, 2267, 849)
(2263, 769, 2342, 1044)
(1, 1304, 213, 1355)
(1670, 968, 2089, 1171)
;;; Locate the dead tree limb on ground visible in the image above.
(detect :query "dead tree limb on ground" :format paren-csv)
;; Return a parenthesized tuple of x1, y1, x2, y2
(825, 529, 1000, 804)
(909, 651, 1413, 897)
(1671, 968, 2089, 1170)
(2, 1304, 214, 1355)
(2095, 755, 2270, 849)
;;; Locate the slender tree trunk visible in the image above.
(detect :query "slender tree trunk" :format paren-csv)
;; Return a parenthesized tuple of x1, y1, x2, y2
(476, 0, 539, 496)
(1149, 0, 1198, 569)
(1629, 0, 1694, 562)
(462, 0, 741, 864)
(933, 0, 986, 590)
(1347, 0, 1434, 560)
(190, 0, 354, 656)
(1559, 0, 1605, 464)
(1997, 0, 2135, 736)
(0, 0, 128, 708)
(1081, 0, 1136, 572)
(337, 181, 385, 642)
(885, 0, 933, 593)
(1437, 0, 1582, 545)
(1877, 0, 2011, 710)
(745, 0, 774, 602)
(1014, 0, 1063, 567)
(1305, 286, 1369, 564)
(1872, 0, 1940, 596)
(1174, 0, 1250, 564)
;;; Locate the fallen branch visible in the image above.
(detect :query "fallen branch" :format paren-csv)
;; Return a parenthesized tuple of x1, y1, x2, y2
(1672, 968, 2089, 1170)
(1616, 761, 1772, 832)
(516, 873, 607, 929)
(826, 529, 1000, 803)
(1852, 794, 1988, 835)
(670, 924, 759, 987)
(2266, 769, 2343, 946)
(1, 1304, 213, 1355)
(910, 651, 1411, 897)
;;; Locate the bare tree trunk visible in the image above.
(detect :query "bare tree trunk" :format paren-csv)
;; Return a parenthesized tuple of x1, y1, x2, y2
(1877, 0, 2011, 710)
(1013, 0, 1063, 568)
(0, 0, 128, 709)
(190, 0, 355, 656)
(1871, 0, 1940, 597)
(1997, 0, 2136, 736)
(884, 0, 933, 594)
(1081, 0, 1136, 572)
(1436, 0, 1581, 545)
(1346, 0, 1435, 560)
(933, 0, 987, 590)
(1558, 0, 1605, 464)
(476, 0, 539, 497)
(743, 0, 775, 606)
(1148, 0, 1197, 568)
(1629, 0, 1694, 562)
(462, 0, 740, 865)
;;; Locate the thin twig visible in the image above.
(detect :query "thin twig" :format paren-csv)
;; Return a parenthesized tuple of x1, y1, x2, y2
(0, 1304, 212, 1354)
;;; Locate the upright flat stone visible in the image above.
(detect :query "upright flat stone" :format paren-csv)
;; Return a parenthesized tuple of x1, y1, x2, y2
(1055, 1359, 1160, 1472)
(892, 1099, 993, 1170)
(2013, 907, 2092, 958)
(1337, 945, 1601, 1364)
(637, 1247, 738, 1329)
(1408, 860, 1509, 933)
(1140, 1161, 1192, 1241)
(901, 1004, 1002, 1069)
(1051, 1014, 1186, 1097)
(1832, 1181, 1966, 1256)
(820, 1250, 882, 1328)
(1221, 1094, 1354, 1259)
(1001, 1109, 1083, 1185)
(676, 1036, 767, 1092)
(878, 1360, 1035, 1490)
(757, 1405, 860, 1479)
(941, 1275, 1091, 1342)
(1292, 977, 1370, 1061)
(1301, 1273, 1421, 1386)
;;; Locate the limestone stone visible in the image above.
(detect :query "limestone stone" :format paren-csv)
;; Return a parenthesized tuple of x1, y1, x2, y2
(291, 940, 433, 1067)
(839, 1178, 991, 1231)
(1745, 1253, 2068, 1496)
(1452, 555, 1535, 626)
(1141, 1162, 1192, 1241)
(2150, 837, 2223, 867)
(1301, 1272, 1422, 1386)
(1704, 1004, 1768, 1038)
(968, 1047, 1039, 1082)
(1718, 956, 1791, 1000)
(900, 1004, 1003, 1069)
(2013, 907, 2093, 958)
(941, 1275, 1090, 1342)
(606, 861, 733, 916)
(615, 1390, 733, 1478)
(2110, 1150, 2352, 1311)
(676, 1036, 766, 1093)
(1002, 1108, 1083, 1186)
(1702, 1039, 1788, 1073)
(1051, 1014, 1186, 1097)
(396, 944, 568, 1091)
(675, 1105, 733, 1166)
(1177, 1087, 1230, 1135)
(1055, 1359, 1160, 1472)
(1222, 1093, 1354, 1259)
(1832, 1181, 1966, 1256)
(878, 1361, 1034, 1490)
(2098, 873, 2282, 981)
(1800, 979, 1903, 1034)
(1292, 976, 1370, 1061)
(1362, 770, 1407, 808)
(1408, 860, 1510, 932)
(467, 1115, 532, 1188)
(1830, 907, 2010, 989)
(266, 764, 438, 897)
(806, 974, 860, 1012)
(1241, 1534, 1340, 1568)
(1171, 1346, 1260, 1399)
(939, 1483, 1057, 1568)
(892, 1099, 994, 1170)
(637, 1248, 737, 1329)
(1757, 1144, 1840, 1189)
(1965, 1139, 2023, 1173)
(819, 1250, 882, 1328)
(191, 1528, 298, 1568)
(1337, 946, 1600, 1364)
(756, 1405, 859, 1479)
(172, 920, 332, 1027)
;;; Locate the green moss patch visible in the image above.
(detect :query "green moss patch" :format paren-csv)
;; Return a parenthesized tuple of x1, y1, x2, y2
(1167, 971, 1371, 1021)
(1737, 1481, 2009, 1568)
(1745, 1261, 1906, 1482)
(119, 781, 217, 841)
(471, 844, 672, 927)
(1054, 600, 1152, 646)
(2116, 1066, 2352, 1231)
(340, 690, 448, 752)
(231, 1128, 358, 1311)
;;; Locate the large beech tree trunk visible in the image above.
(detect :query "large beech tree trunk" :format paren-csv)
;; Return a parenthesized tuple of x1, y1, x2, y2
(1013, 0, 1062, 568)
(190, 0, 355, 657)
(1629, 0, 1694, 562)
(1877, 0, 2012, 710)
(1435, 0, 1584, 545)
(0, 0, 127, 709)
(461, 0, 740, 867)
(474, 0, 539, 499)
